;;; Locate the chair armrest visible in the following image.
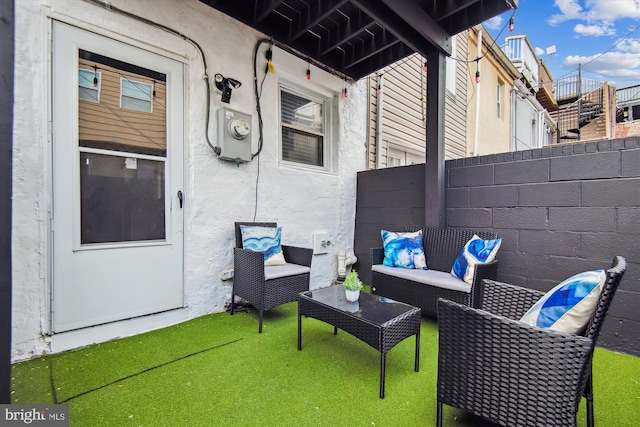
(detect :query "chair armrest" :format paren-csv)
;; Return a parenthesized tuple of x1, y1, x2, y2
(475, 279, 545, 320)
(233, 247, 266, 284)
(437, 298, 593, 425)
(370, 247, 384, 265)
(282, 245, 313, 267)
(469, 260, 498, 308)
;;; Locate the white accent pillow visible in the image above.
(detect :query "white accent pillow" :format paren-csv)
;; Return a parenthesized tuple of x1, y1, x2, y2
(240, 225, 287, 266)
(520, 269, 607, 334)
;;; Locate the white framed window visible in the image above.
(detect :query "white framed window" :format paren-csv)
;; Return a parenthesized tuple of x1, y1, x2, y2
(497, 79, 504, 119)
(121, 78, 153, 113)
(279, 82, 332, 170)
(387, 147, 424, 168)
(79, 68, 101, 103)
(387, 156, 402, 167)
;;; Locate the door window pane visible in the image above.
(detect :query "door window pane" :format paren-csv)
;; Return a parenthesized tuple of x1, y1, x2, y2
(78, 50, 168, 245)
(80, 152, 165, 244)
(78, 49, 166, 157)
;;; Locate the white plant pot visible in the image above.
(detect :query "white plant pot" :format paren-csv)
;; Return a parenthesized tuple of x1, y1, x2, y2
(345, 289, 360, 302)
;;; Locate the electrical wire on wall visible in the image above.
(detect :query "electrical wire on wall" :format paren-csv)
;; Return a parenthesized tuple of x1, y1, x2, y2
(250, 37, 275, 221)
(251, 38, 273, 160)
(82, 0, 216, 153)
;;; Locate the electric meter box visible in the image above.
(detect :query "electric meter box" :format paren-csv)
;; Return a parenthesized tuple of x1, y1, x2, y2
(217, 107, 253, 163)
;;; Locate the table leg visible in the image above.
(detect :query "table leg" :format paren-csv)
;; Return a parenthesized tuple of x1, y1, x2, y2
(415, 330, 420, 372)
(380, 352, 386, 399)
(333, 325, 338, 335)
(297, 307, 302, 351)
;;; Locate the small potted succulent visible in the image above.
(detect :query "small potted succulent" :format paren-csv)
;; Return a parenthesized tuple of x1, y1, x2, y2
(343, 270, 363, 302)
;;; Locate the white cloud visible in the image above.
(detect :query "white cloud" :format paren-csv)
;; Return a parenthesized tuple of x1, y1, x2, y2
(564, 51, 640, 82)
(583, 0, 640, 22)
(534, 46, 545, 56)
(548, 0, 584, 25)
(574, 23, 616, 36)
(484, 16, 503, 30)
(547, 0, 640, 29)
(617, 37, 640, 53)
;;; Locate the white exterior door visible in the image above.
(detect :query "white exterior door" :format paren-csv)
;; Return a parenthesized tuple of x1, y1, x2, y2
(51, 22, 185, 332)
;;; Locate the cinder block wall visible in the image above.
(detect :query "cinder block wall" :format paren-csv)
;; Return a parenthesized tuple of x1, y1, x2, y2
(354, 137, 640, 356)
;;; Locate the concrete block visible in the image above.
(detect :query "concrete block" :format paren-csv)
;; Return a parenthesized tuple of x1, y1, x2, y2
(551, 151, 620, 181)
(494, 159, 549, 184)
(445, 187, 470, 208)
(445, 208, 492, 228)
(618, 207, 640, 234)
(493, 207, 548, 230)
(469, 185, 518, 207)
(582, 178, 640, 206)
(621, 148, 640, 177)
(549, 207, 615, 231)
(449, 164, 494, 187)
(519, 182, 580, 207)
(518, 230, 580, 257)
(581, 232, 640, 260)
(624, 136, 640, 149)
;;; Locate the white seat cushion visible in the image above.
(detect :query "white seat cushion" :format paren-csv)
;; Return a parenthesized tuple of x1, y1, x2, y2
(372, 265, 471, 293)
(265, 263, 310, 280)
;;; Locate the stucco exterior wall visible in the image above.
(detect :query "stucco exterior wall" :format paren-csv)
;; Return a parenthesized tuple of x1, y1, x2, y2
(12, 0, 366, 360)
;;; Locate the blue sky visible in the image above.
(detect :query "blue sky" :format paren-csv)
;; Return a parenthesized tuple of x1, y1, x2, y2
(483, 0, 640, 89)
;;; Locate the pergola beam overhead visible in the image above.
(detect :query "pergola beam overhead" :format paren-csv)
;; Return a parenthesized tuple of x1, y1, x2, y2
(200, 0, 517, 80)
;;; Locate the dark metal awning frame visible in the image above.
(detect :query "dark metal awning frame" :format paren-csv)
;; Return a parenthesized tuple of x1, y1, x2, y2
(200, 0, 517, 80)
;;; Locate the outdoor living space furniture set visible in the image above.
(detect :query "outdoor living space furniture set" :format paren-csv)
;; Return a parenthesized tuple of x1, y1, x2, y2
(230, 221, 628, 426)
(370, 227, 500, 317)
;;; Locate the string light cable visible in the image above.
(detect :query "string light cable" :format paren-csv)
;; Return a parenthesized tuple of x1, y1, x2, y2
(447, 7, 517, 85)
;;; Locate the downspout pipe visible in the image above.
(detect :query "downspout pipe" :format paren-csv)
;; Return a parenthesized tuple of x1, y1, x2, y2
(375, 74, 385, 168)
(473, 29, 482, 156)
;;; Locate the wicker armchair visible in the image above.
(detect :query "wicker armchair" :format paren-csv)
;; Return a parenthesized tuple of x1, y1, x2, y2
(231, 222, 313, 333)
(436, 256, 627, 427)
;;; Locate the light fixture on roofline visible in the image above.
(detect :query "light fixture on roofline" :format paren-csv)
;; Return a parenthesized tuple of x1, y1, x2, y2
(509, 16, 515, 31)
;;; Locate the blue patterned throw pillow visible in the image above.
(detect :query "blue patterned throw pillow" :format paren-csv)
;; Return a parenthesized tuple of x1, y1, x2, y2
(381, 230, 427, 270)
(240, 226, 287, 266)
(520, 269, 606, 334)
(451, 234, 501, 284)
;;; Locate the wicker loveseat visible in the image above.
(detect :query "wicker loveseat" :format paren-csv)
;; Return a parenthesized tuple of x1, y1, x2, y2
(370, 227, 499, 317)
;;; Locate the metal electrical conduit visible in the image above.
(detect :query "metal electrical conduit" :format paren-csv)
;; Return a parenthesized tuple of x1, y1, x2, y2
(81, 0, 217, 153)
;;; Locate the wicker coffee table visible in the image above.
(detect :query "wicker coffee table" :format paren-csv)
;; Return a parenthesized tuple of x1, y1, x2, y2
(297, 285, 421, 398)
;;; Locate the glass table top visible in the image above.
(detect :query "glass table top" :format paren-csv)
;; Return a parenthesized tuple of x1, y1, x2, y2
(299, 285, 418, 325)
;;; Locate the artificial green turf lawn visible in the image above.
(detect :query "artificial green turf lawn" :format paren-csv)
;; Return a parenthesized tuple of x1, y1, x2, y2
(12, 301, 640, 427)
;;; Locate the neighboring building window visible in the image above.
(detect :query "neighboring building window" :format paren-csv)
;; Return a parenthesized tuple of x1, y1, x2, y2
(497, 80, 504, 119)
(445, 36, 457, 96)
(387, 156, 402, 167)
(387, 148, 424, 168)
(280, 84, 330, 169)
(121, 78, 153, 113)
(79, 69, 100, 103)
